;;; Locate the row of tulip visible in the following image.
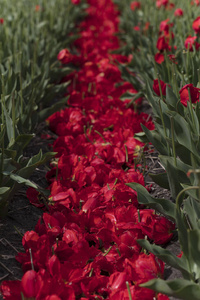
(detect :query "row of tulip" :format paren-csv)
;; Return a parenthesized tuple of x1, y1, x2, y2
(0, 0, 84, 218)
(116, 0, 200, 299)
(1, 0, 175, 299)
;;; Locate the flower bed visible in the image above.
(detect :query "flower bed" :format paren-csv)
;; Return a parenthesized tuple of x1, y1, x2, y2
(0, 0, 176, 299)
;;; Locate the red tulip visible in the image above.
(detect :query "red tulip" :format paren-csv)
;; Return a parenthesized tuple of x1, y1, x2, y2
(174, 8, 183, 17)
(179, 83, 200, 106)
(130, 1, 141, 11)
(153, 79, 167, 96)
(193, 16, 200, 33)
(184, 35, 200, 51)
(155, 52, 165, 64)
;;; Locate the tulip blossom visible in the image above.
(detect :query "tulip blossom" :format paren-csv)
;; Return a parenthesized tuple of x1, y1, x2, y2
(179, 83, 200, 106)
(130, 1, 141, 11)
(153, 79, 167, 96)
(184, 35, 200, 51)
(57, 49, 73, 64)
(71, 0, 80, 4)
(156, 0, 169, 8)
(192, 16, 200, 33)
(155, 52, 165, 64)
(156, 36, 171, 52)
(174, 8, 183, 17)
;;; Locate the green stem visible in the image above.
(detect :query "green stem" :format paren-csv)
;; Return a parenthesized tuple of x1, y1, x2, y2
(103, 246, 112, 256)
(29, 248, 34, 271)
(126, 282, 132, 300)
(170, 117, 177, 167)
(176, 186, 200, 211)
(94, 130, 107, 143)
(158, 99, 170, 155)
(125, 144, 128, 163)
(188, 88, 195, 129)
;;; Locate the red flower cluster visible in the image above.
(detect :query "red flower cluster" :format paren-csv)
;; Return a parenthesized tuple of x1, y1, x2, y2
(1, 0, 175, 299)
(155, 18, 174, 64)
(130, 1, 141, 11)
(156, 0, 174, 10)
(184, 16, 200, 52)
(184, 35, 200, 51)
(153, 3, 200, 63)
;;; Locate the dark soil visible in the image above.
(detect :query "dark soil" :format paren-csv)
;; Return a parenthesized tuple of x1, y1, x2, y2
(0, 106, 182, 300)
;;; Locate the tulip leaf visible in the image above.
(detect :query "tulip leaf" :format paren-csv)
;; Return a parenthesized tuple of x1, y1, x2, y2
(0, 187, 10, 195)
(38, 97, 68, 122)
(166, 85, 178, 108)
(9, 174, 38, 189)
(140, 278, 200, 300)
(145, 81, 161, 117)
(182, 184, 200, 201)
(176, 208, 189, 260)
(173, 113, 199, 158)
(141, 124, 168, 155)
(183, 198, 200, 230)
(186, 105, 199, 137)
(165, 161, 183, 200)
(12, 134, 34, 150)
(2, 103, 14, 146)
(188, 229, 200, 278)
(126, 182, 175, 219)
(148, 172, 170, 189)
(17, 151, 56, 179)
(134, 132, 149, 143)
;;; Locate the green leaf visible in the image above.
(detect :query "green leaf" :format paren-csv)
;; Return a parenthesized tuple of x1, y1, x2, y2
(149, 172, 170, 189)
(38, 97, 68, 122)
(120, 91, 143, 101)
(165, 161, 183, 200)
(188, 229, 200, 279)
(126, 182, 176, 219)
(145, 81, 160, 117)
(166, 86, 178, 109)
(17, 151, 56, 179)
(182, 184, 200, 201)
(4, 149, 17, 160)
(140, 278, 200, 300)
(0, 126, 5, 144)
(159, 155, 191, 175)
(134, 131, 149, 143)
(186, 105, 200, 138)
(141, 124, 168, 155)
(0, 187, 10, 195)
(2, 103, 14, 146)
(9, 174, 37, 189)
(176, 208, 189, 260)
(184, 198, 200, 230)
(173, 113, 199, 159)
(11, 134, 34, 152)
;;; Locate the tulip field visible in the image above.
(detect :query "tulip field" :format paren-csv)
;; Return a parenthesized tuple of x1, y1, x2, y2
(1, 0, 200, 299)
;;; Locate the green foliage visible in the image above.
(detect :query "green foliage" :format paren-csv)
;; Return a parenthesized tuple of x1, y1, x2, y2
(0, 0, 86, 218)
(117, 0, 200, 298)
